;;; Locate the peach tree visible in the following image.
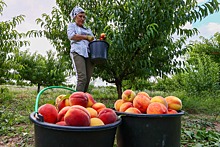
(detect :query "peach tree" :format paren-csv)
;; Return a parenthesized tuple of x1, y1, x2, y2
(14, 50, 68, 93)
(183, 32, 220, 94)
(0, 1, 29, 84)
(27, 0, 219, 98)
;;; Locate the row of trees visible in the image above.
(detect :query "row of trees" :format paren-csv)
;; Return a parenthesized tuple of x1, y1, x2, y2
(0, 1, 68, 92)
(1, 0, 220, 97)
(154, 32, 220, 95)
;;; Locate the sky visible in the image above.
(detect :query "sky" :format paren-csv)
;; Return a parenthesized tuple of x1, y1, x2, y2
(1, 0, 57, 55)
(1, 0, 220, 56)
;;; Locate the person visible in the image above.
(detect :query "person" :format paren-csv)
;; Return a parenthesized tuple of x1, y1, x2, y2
(67, 6, 95, 92)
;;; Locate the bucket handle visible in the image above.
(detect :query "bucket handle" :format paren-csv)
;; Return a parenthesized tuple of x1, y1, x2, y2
(34, 86, 76, 121)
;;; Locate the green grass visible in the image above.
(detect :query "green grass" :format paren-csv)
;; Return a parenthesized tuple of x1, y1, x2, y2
(0, 85, 219, 147)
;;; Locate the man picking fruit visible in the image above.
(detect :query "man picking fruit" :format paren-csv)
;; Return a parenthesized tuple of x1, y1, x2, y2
(67, 6, 95, 92)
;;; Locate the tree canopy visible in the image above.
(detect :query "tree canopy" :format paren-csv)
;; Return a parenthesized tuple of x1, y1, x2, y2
(190, 32, 220, 63)
(27, 0, 220, 98)
(0, 1, 29, 84)
(14, 50, 69, 92)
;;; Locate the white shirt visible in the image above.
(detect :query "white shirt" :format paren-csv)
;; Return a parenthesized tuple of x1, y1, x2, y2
(67, 22, 94, 58)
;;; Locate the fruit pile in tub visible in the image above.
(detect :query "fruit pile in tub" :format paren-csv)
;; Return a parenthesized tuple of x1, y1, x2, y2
(37, 89, 183, 127)
(37, 92, 118, 126)
(114, 89, 182, 114)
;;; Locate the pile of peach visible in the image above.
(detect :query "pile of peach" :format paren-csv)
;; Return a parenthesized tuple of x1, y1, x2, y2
(114, 90, 182, 114)
(37, 92, 118, 126)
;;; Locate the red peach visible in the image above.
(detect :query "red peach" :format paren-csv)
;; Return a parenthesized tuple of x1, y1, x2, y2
(57, 106, 71, 122)
(167, 109, 178, 114)
(55, 94, 66, 108)
(69, 92, 88, 107)
(57, 98, 70, 112)
(56, 121, 66, 126)
(64, 105, 90, 126)
(98, 108, 117, 125)
(86, 92, 96, 107)
(133, 94, 151, 113)
(92, 102, 106, 113)
(151, 96, 168, 108)
(100, 33, 106, 38)
(114, 99, 125, 111)
(147, 102, 168, 114)
(38, 103, 58, 124)
(119, 102, 133, 112)
(122, 89, 136, 102)
(165, 96, 182, 111)
(125, 107, 141, 114)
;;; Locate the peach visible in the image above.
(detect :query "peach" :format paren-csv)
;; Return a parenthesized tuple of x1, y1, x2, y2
(69, 92, 88, 107)
(119, 102, 133, 112)
(86, 92, 96, 107)
(121, 89, 136, 102)
(90, 118, 105, 126)
(55, 94, 66, 108)
(165, 96, 182, 111)
(137, 91, 151, 100)
(56, 121, 66, 126)
(57, 106, 71, 122)
(114, 99, 124, 111)
(167, 109, 178, 114)
(133, 94, 151, 113)
(57, 98, 70, 112)
(86, 107, 98, 118)
(147, 102, 168, 114)
(125, 107, 141, 114)
(64, 105, 90, 126)
(150, 96, 168, 108)
(98, 108, 117, 125)
(92, 102, 106, 113)
(38, 103, 58, 124)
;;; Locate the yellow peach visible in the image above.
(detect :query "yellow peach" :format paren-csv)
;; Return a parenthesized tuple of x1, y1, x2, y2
(124, 107, 141, 114)
(119, 102, 133, 112)
(122, 89, 136, 102)
(151, 96, 168, 108)
(114, 99, 125, 111)
(86, 107, 98, 118)
(92, 102, 106, 114)
(165, 96, 182, 111)
(90, 118, 105, 126)
(147, 102, 168, 114)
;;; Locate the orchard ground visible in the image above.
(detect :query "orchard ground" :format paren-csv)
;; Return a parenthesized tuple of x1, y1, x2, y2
(0, 85, 219, 146)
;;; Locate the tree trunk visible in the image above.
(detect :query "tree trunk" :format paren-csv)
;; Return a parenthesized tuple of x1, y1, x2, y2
(115, 79, 122, 99)
(37, 83, 41, 93)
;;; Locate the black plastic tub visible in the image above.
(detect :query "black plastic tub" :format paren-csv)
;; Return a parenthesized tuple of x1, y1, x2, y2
(116, 111, 184, 147)
(29, 86, 121, 147)
(89, 40, 109, 64)
(30, 112, 121, 147)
